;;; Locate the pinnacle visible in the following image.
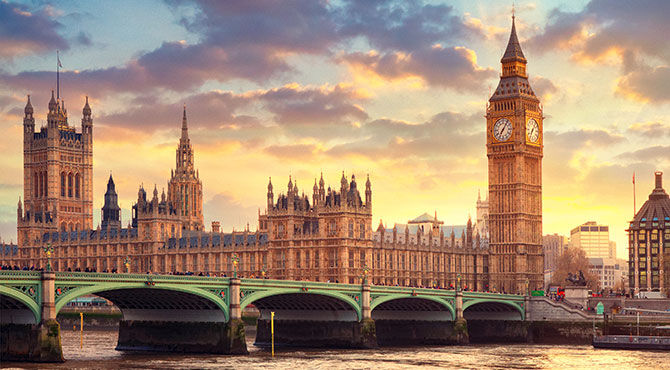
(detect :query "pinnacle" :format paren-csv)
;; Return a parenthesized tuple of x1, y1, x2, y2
(502, 16, 526, 62)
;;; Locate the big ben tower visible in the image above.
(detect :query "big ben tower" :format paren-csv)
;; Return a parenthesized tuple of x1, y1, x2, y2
(486, 16, 544, 293)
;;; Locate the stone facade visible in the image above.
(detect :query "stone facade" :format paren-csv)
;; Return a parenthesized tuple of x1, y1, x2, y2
(486, 17, 544, 293)
(628, 171, 670, 296)
(17, 93, 94, 246)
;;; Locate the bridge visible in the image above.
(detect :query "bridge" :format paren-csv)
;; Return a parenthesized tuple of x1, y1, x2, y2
(0, 270, 527, 362)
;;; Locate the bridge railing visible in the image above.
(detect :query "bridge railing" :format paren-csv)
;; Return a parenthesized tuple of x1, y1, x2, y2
(0, 270, 42, 279)
(53, 271, 232, 283)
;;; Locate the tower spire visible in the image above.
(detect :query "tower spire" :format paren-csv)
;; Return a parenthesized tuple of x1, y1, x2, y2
(502, 15, 526, 63)
(181, 104, 189, 140)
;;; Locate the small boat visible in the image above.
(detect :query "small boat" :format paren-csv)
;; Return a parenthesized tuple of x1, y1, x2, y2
(593, 335, 670, 350)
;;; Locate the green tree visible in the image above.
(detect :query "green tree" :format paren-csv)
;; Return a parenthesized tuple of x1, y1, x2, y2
(551, 247, 600, 291)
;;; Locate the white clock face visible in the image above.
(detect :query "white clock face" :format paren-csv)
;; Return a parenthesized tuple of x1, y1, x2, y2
(493, 118, 513, 141)
(526, 118, 539, 143)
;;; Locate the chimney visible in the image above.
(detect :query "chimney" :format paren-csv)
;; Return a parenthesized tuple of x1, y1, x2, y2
(211, 221, 220, 233)
(655, 171, 663, 189)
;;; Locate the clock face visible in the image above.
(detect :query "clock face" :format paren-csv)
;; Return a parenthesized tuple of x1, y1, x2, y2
(493, 118, 513, 142)
(526, 118, 539, 143)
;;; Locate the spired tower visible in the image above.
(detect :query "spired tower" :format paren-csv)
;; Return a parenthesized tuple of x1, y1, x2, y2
(18, 90, 94, 246)
(486, 16, 544, 293)
(101, 174, 121, 230)
(167, 106, 204, 231)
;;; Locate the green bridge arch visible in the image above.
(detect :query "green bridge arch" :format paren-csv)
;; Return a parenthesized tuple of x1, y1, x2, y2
(240, 288, 362, 321)
(54, 283, 230, 321)
(370, 294, 456, 320)
(0, 285, 41, 323)
(462, 298, 525, 320)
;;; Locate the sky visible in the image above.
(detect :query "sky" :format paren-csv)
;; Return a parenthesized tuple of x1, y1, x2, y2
(1, 0, 669, 259)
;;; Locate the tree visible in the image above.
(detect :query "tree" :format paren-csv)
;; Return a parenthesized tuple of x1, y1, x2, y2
(551, 247, 600, 292)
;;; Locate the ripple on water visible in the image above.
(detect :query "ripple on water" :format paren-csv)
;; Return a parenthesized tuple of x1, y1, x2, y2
(2, 330, 669, 369)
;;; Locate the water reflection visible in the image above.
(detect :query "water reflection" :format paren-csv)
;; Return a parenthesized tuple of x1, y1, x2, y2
(3, 329, 669, 369)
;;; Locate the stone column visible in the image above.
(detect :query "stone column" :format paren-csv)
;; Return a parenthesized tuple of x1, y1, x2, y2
(361, 282, 371, 320)
(40, 271, 56, 322)
(453, 289, 468, 344)
(229, 277, 241, 320)
(455, 289, 463, 320)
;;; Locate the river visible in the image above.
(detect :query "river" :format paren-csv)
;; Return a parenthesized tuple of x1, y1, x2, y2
(3, 329, 669, 369)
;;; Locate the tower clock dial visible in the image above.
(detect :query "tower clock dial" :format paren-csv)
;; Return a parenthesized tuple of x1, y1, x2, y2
(526, 118, 539, 143)
(493, 118, 513, 142)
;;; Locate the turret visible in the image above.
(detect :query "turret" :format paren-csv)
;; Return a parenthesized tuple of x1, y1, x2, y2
(82, 96, 93, 136)
(287, 176, 294, 209)
(267, 177, 274, 210)
(319, 172, 325, 201)
(101, 174, 121, 229)
(365, 174, 372, 208)
(340, 171, 348, 205)
(312, 179, 319, 207)
(23, 95, 35, 142)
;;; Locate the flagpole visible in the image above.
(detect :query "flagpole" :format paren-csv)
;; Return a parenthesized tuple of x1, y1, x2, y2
(57, 50, 60, 100)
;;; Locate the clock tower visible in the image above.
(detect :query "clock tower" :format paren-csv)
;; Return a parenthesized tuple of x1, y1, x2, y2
(486, 16, 544, 294)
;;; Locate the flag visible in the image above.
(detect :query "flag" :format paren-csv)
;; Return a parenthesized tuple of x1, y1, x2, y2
(57, 51, 62, 68)
(632, 172, 635, 184)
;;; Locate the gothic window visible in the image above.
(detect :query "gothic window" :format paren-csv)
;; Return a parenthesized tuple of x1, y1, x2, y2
(360, 251, 365, 267)
(348, 222, 354, 238)
(35, 172, 39, 197)
(348, 251, 354, 268)
(304, 251, 309, 268)
(75, 173, 80, 198)
(314, 250, 319, 268)
(68, 173, 73, 197)
(359, 222, 365, 239)
(296, 251, 301, 269)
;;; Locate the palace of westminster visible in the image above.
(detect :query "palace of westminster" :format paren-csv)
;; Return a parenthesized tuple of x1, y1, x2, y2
(1, 18, 546, 294)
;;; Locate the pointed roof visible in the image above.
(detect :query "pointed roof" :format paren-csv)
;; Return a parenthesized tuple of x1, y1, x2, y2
(181, 104, 189, 140)
(24, 95, 33, 115)
(106, 173, 116, 192)
(501, 16, 526, 63)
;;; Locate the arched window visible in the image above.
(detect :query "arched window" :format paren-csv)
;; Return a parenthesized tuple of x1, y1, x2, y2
(69, 222, 74, 232)
(68, 173, 73, 197)
(61, 172, 66, 197)
(61, 223, 66, 232)
(42, 171, 47, 197)
(75, 173, 80, 198)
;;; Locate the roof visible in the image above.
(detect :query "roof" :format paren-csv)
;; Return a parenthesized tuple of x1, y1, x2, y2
(631, 172, 670, 228)
(501, 17, 526, 62)
(408, 212, 439, 224)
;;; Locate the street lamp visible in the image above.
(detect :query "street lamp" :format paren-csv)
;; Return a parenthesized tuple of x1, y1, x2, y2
(232, 254, 240, 278)
(525, 278, 530, 296)
(457, 273, 462, 292)
(123, 257, 131, 274)
(362, 264, 370, 284)
(43, 244, 54, 272)
(261, 266, 267, 279)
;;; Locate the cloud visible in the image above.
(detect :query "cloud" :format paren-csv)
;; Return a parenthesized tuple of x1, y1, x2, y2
(0, 1, 69, 59)
(531, 76, 558, 101)
(617, 146, 670, 163)
(264, 144, 320, 160)
(616, 65, 670, 103)
(526, 0, 670, 103)
(341, 46, 495, 91)
(627, 121, 670, 138)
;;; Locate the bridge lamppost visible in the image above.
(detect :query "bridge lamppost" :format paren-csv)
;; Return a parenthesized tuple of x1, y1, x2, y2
(456, 273, 461, 292)
(232, 254, 240, 278)
(43, 244, 54, 272)
(525, 278, 530, 296)
(261, 266, 267, 279)
(123, 257, 131, 274)
(362, 264, 370, 285)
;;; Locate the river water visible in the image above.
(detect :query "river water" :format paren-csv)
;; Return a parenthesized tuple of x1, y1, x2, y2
(3, 329, 669, 369)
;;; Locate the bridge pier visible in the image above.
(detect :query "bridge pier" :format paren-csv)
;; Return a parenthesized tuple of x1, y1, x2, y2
(453, 290, 469, 344)
(1, 271, 64, 363)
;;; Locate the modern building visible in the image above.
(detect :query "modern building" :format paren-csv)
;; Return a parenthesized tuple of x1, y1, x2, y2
(570, 221, 615, 259)
(627, 171, 670, 297)
(486, 16, 544, 293)
(588, 258, 628, 290)
(543, 233, 568, 272)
